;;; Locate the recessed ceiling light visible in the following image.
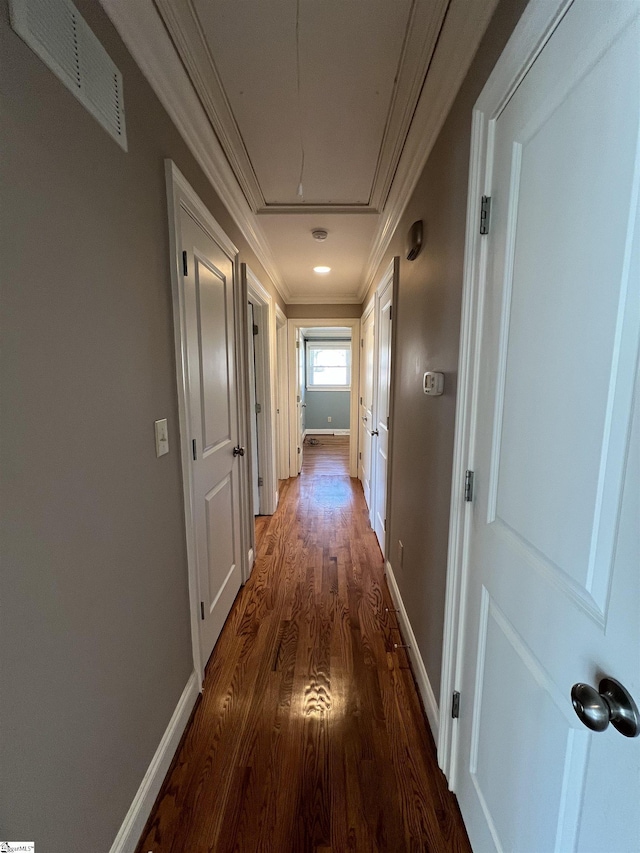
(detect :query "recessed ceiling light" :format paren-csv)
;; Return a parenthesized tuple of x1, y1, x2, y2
(313, 266, 331, 274)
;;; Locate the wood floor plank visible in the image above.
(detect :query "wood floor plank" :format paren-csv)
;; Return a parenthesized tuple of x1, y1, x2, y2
(135, 439, 470, 852)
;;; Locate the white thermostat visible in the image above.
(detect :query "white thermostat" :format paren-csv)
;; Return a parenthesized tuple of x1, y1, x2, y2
(423, 371, 444, 396)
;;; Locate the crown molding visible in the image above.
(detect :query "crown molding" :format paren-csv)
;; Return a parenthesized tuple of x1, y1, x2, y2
(285, 294, 362, 306)
(100, 0, 292, 303)
(357, 0, 501, 301)
(153, 0, 449, 216)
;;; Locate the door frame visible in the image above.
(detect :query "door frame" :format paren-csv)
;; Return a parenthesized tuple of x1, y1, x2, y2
(165, 159, 248, 687)
(438, 0, 575, 786)
(287, 318, 361, 478)
(275, 306, 290, 481)
(242, 265, 279, 519)
(359, 295, 376, 521)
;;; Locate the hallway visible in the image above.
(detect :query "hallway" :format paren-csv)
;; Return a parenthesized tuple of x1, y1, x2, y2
(136, 442, 470, 852)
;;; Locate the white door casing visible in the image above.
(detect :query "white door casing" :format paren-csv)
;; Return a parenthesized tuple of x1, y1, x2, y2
(275, 306, 289, 482)
(372, 262, 395, 555)
(242, 265, 278, 518)
(359, 299, 376, 522)
(296, 327, 305, 474)
(442, 3, 640, 851)
(165, 161, 246, 684)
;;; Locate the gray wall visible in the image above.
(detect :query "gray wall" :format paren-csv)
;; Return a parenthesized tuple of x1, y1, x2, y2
(0, 0, 281, 849)
(363, 0, 528, 705)
(305, 390, 350, 430)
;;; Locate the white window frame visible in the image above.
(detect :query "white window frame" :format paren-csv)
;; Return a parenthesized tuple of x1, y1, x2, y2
(305, 340, 352, 392)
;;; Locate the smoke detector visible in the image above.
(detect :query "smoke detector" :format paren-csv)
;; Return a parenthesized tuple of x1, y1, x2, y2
(311, 229, 328, 242)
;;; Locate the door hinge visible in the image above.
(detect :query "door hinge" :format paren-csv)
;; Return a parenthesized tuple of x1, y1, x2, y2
(297, 446, 301, 454)
(389, 305, 393, 321)
(387, 416, 390, 429)
(182, 250, 188, 276)
(359, 451, 362, 460)
(360, 396, 363, 405)
(297, 395, 300, 403)
(384, 518, 387, 531)
(255, 402, 262, 414)
(464, 469, 474, 502)
(452, 690, 460, 719)
(296, 341, 300, 349)
(200, 601, 205, 620)
(258, 476, 263, 487)
(480, 196, 491, 235)
(361, 338, 364, 348)
(253, 323, 259, 336)
(192, 439, 197, 461)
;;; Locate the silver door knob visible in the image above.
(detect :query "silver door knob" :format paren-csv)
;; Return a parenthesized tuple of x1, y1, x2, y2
(233, 445, 245, 457)
(571, 678, 640, 737)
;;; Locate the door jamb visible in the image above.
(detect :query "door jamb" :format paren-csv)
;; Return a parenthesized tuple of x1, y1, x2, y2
(243, 265, 279, 520)
(275, 306, 289, 481)
(164, 159, 242, 689)
(438, 0, 575, 787)
(287, 317, 361, 478)
(373, 258, 399, 559)
(359, 296, 375, 493)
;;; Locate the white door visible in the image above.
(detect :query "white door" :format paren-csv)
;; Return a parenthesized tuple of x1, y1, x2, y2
(296, 327, 305, 474)
(372, 267, 394, 554)
(359, 305, 376, 519)
(455, 4, 640, 852)
(181, 207, 243, 666)
(247, 302, 260, 514)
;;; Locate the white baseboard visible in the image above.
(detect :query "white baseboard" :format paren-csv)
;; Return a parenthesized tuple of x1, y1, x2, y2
(305, 428, 351, 435)
(109, 671, 199, 853)
(385, 561, 440, 741)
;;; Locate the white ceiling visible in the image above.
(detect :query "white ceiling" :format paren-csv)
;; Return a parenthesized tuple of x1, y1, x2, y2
(104, 0, 500, 304)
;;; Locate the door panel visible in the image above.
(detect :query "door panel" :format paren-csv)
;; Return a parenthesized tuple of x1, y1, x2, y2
(373, 274, 393, 553)
(247, 302, 260, 514)
(181, 207, 243, 666)
(457, 4, 640, 851)
(196, 259, 231, 451)
(359, 307, 375, 517)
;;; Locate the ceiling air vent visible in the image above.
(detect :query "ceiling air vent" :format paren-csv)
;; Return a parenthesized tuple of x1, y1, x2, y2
(10, 0, 127, 151)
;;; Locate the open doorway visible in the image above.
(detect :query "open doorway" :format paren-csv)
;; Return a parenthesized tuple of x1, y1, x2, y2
(287, 318, 360, 478)
(300, 326, 352, 478)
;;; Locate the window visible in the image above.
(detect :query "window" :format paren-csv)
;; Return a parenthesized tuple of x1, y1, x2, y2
(306, 341, 351, 390)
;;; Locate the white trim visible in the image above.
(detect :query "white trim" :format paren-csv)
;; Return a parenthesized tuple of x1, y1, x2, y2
(100, 0, 291, 303)
(357, 0, 501, 301)
(305, 429, 351, 436)
(100, 0, 499, 306)
(438, 0, 575, 790)
(109, 671, 199, 853)
(165, 159, 244, 685)
(288, 318, 361, 478)
(244, 265, 278, 517)
(385, 561, 439, 740)
(275, 306, 290, 482)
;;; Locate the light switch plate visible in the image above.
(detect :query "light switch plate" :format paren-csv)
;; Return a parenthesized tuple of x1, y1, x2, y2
(154, 418, 169, 457)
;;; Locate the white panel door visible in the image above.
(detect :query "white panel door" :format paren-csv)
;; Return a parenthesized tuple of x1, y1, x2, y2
(456, 4, 640, 852)
(296, 327, 305, 474)
(247, 302, 260, 514)
(359, 306, 376, 519)
(373, 270, 393, 554)
(181, 207, 243, 667)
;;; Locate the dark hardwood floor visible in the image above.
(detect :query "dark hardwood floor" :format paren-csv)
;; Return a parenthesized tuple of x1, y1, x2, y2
(136, 438, 470, 852)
